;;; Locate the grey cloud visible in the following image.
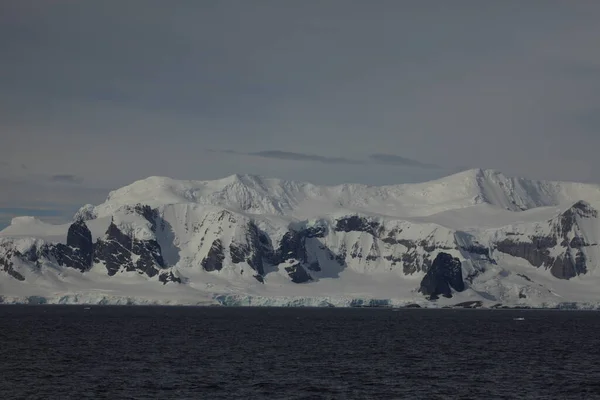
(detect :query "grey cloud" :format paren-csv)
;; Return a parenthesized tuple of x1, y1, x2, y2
(253, 151, 364, 165)
(50, 174, 84, 184)
(209, 149, 364, 165)
(212, 149, 441, 169)
(369, 154, 440, 169)
(2, 0, 600, 194)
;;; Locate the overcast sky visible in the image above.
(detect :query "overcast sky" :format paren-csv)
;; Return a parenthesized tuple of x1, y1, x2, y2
(2, 1, 600, 226)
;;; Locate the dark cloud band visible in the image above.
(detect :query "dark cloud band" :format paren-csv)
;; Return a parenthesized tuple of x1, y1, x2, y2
(210, 149, 439, 169)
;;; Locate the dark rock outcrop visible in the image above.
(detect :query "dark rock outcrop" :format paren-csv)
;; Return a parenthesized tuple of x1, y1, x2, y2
(158, 270, 182, 284)
(495, 236, 556, 268)
(275, 225, 327, 263)
(494, 201, 597, 279)
(277, 231, 307, 264)
(0, 248, 25, 281)
(127, 204, 159, 232)
(94, 222, 133, 276)
(0, 241, 61, 281)
(1, 205, 175, 283)
(284, 263, 312, 283)
(229, 221, 272, 278)
(94, 220, 165, 277)
(335, 216, 380, 236)
(54, 219, 93, 272)
(273, 223, 337, 282)
(201, 239, 225, 272)
(419, 252, 465, 299)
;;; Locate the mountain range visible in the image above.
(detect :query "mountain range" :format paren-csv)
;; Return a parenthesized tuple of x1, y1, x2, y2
(1, 168, 599, 308)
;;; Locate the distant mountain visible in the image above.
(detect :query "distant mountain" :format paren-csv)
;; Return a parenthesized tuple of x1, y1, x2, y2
(1, 169, 600, 308)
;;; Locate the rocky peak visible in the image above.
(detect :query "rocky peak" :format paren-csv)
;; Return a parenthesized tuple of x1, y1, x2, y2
(73, 204, 97, 222)
(494, 202, 598, 280)
(66, 219, 93, 252)
(569, 200, 597, 218)
(553, 201, 597, 244)
(53, 219, 94, 272)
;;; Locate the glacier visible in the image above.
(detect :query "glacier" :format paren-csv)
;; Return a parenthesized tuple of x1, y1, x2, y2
(1, 168, 600, 309)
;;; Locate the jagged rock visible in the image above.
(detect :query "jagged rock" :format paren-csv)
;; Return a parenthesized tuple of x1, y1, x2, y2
(54, 219, 94, 272)
(158, 271, 182, 284)
(549, 249, 587, 280)
(94, 221, 165, 277)
(495, 237, 556, 268)
(67, 219, 93, 254)
(273, 223, 330, 274)
(128, 204, 159, 232)
(201, 239, 225, 272)
(401, 251, 432, 275)
(335, 216, 380, 236)
(555, 201, 597, 244)
(94, 222, 134, 276)
(229, 222, 272, 277)
(0, 250, 25, 281)
(274, 226, 326, 269)
(495, 202, 597, 279)
(419, 252, 464, 299)
(284, 263, 312, 283)
(277, 231, 308, 264)
(305, 225, 327, 238)
(131, 239, 164, 277)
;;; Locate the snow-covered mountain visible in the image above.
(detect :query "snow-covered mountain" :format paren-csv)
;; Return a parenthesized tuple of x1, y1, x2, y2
(2, 168, 600, 308)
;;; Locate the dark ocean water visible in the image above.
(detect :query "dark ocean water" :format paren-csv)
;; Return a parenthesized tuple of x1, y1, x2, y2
(1, 307, 599, 400)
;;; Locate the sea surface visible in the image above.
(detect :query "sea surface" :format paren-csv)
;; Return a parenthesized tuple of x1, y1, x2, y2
(1, 306, 599, 399)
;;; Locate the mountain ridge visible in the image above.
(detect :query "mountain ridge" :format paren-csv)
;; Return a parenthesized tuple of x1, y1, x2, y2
(1, 168, 600, 308)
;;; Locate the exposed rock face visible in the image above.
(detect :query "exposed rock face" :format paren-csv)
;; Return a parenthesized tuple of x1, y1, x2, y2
(276, 231, 308, 264)
(94, 221, 166, 277)
(495, 237, 556, 268)
(273, 224, 333, 282)
(419, 252, 465, 299)
(93, 204, 166, 277)
(201, 239, 225, 272)
(128, 204, 159, 231)
(284, 263, 312, 284)
(335, 216, 381, 236)
(494, 201, 597, 279)
(0, 247, 25, 281)
(158, 270, 182, 284)
(94, 222, 131, 276)
(55, 219, 93, 272)
(229, 221, 272, 281)
(1, 204, 174, 283)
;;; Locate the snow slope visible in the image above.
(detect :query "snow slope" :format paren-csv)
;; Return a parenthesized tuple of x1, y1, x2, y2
(1, 168, 600, 308)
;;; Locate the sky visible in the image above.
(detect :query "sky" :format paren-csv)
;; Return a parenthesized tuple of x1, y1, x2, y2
(2, 1, 600, 227)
